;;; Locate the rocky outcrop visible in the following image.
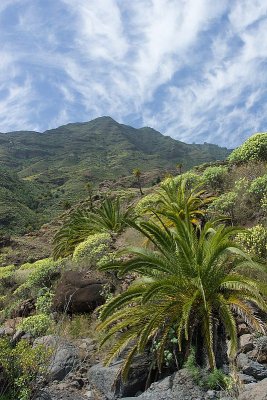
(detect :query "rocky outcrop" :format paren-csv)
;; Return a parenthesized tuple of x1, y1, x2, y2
(87, 353, 151, 399)
(52, 270, 112, 313)
(120, 369, 233, 400)
(34, 335, 79, 381)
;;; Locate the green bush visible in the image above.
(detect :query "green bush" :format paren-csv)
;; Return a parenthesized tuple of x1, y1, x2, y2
(208, 191, 237, 219)
(261, 194, 267, 213)
(36, 289, 54, 314)
(228, 133, 267, 163)
(0, 338, 50, 400)
(0, 265, 15, 287)
(202, 166, 228, 190)
(18, 314, 52, 337)
(14, 258, 61, 299)
(249, 174, 267, 200)
(135, 192, 161, 215)
(184, 348, 201, 383)
(204, 368, 232, 390)
(72, 232, 111, 263)
(236, 225, 267, 260)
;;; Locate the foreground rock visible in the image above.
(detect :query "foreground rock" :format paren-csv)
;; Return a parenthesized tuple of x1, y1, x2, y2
(120, 369, 232, 400)
(87, 354, 150, 399)
(34, 335, 79, 381)
(238, 377, 267, 400)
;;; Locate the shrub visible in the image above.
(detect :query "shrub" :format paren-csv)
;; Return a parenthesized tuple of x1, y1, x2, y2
(204, 368, 232, 390)
(236, 225, 267, 260)
(0, 265, 15, 287)
(202, 166, 228, 190)
(228, 133, 267, 163)
(14, 258, 61, 299)
(134, 192, 161, 215)
(249, 174, 267, 200)
(184, 348, 201, 383)
(18, 314, 52, 337)
(261, 194, 267, 213)
(36, 289, 54, 314)
(0, 338, 50, 400)
(72, 232, 111, 263)
(208, 191, 237, 220)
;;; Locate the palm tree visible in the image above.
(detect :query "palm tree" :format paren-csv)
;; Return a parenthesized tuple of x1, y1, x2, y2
(133, 168, 144, 196)
(85, 183, 94, 210)
(144, 177, 215, 227)
(52, 197, 134, 259)
(176, 162, 183, 174)
(98, 214, 267, 378)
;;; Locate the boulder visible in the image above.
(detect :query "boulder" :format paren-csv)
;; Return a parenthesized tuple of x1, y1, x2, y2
(237, 352, 267, 380)
(52, 270, 112, 313)
(238, 377, 267, 400)
(237, 373, 257, 384)
(34, 335, 79, 382)
(243, 361, 267, 381)
(237, 353, 250, 370)
(239, 334, 254, 353)
(87, 353, 151, 399)
(253, 335, 267, 363)
(121, 369, 228, 400)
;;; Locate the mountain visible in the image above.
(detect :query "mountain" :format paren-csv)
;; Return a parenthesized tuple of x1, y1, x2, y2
(0, 117, 230, 234)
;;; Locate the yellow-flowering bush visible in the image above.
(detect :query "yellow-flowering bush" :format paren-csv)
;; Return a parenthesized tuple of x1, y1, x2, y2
(0, 264, 15, 287)
(18, 314, 52, 337)
(0, 338, 50, 400)
(249, 174, 267, 200)
(228, 133, 267, 163)
(13, 258, 61, 301)
(236, 225, 267, 260)
(72, 232, 111, 263)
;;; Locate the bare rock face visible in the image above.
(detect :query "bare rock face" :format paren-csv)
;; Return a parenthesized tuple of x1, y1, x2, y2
(52, 270, 113, 313)
(238, 378, 267, 400)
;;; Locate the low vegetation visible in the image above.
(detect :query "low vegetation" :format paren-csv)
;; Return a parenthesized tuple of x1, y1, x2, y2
(0, 131, 266, 399)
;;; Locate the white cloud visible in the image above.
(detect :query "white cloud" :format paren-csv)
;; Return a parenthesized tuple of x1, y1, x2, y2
(0, 0, 266, 146)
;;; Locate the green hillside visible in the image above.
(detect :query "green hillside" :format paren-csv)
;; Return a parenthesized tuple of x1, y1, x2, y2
(0, 117, 229, 189)
(0, 167, 47, 234)
(0, 117, 230, 234)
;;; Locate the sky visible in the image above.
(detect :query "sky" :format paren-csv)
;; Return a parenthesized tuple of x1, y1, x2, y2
(0, 1, 267, 147)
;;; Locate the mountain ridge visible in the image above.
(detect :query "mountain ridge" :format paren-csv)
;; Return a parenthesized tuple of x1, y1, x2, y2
(0, 116, 231, 234)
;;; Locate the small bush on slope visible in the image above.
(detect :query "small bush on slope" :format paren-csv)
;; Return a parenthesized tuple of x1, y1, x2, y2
(228, 133, 267, 163)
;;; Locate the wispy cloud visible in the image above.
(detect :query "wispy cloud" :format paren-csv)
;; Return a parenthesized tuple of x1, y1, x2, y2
(0, 1, 266, 146)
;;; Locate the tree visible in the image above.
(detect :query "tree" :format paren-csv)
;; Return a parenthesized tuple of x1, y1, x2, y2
(133, 168, 144, 196)
(85, 183, 94, 210)
(176, 162, 183, 175)
(98, 212, 267, 378)
(52, 197, 134, 259)
(156, 176, 215, 226)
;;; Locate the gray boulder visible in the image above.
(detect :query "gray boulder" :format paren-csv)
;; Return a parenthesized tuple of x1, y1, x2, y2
(238, 377, 267, 400)
(34, 335, 79, 382)
(236, 351, 267, 380)
(121, 369, 229, 400)
(88, 353, 150, 399)
(243, 361, 267, 381)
